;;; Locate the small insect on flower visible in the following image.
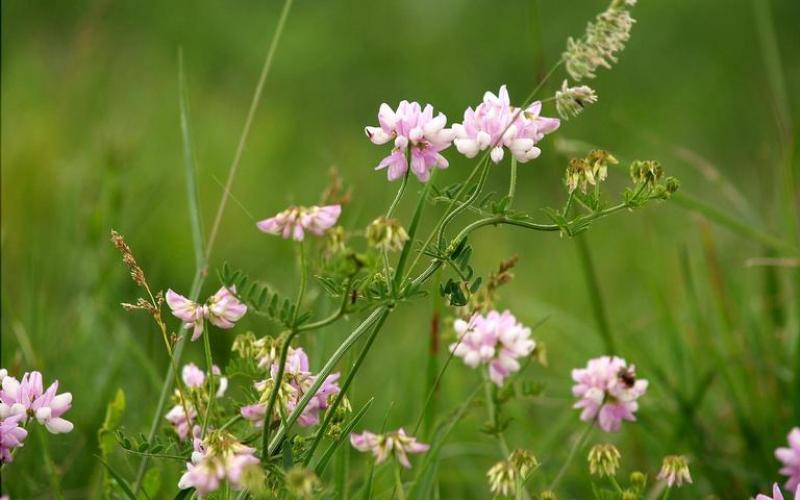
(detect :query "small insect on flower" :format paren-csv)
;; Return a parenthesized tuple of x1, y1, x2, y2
(776, 427, 800, 492)
(350, 428, 429, 468)
(571, 356, 648, 432)
(588, 443, 621, 477)
(366, 101, 455, 182)
(256, 204, 341, 241)
(656, 455, 692, 488)
(754, 483, 800, 500)
(453, 85, 559, 164)
(0, 370, 73, 435)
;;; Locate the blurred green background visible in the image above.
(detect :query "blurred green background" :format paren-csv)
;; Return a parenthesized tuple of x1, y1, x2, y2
(2, 0, 799, 498)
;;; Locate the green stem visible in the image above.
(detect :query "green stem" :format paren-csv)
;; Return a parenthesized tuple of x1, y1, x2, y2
(661, 487, 672, 500)
(293, 241, 307, 326)
(201, 319, 216, 437)
(548, 423, 593, 491)
(483, 371, 510, 456)
(394, 176, 435, 289)
(394, 463, 407, 500)
(386, 167, 410, 218)
(508, 157, 518, 204)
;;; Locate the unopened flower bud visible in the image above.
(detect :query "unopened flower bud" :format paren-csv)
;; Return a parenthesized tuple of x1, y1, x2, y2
(621, 490, 638, 500)
(540, 491, 557, 500)
(487, 460, 517, 497)
(367, 217, 409, 252)
(629, 471, 647, 492)
(657, 455, 692, 488)
(588, 443, 621, 477)
(665, 176, 680, 194)
(285, 466, 319, 499)
(509, 449, 539, 478)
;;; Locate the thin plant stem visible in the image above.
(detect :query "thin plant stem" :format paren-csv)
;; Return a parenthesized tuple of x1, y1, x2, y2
(508, 157, 518, 204)
(201, 319, 216, 437)
(482, 371, 510, 456)
(386, 167, 410, 218)
(548, 423, 593, 491)
(394, 463, 407, 500)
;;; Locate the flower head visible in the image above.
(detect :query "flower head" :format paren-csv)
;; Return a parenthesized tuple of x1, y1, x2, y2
(555, 80, 598, 119)
(165, 404, 197, 441)
(572, 356, 647, 432)
(350, 428, 429, 468)
(166, 287, 247, 342)
(588, 443, 621, 477)
(241, 347, 340, 429)
(450, 310, 536, 386)
(656, 455, 692, 488)
(0, 371, 73, 434)
(256, 205, 341, 241)
(182, 363, 205, 389)
(487, 449, 539, 497)
(453, 85, 559, 165)
(777, 427, 800, 492)
(178, 430, 261, 497)
(366, 101, 455, 182)
(367, 217, 409, 252)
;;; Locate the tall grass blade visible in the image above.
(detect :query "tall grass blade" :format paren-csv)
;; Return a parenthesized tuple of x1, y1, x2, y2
(178, 47, 206, 269)
(575, 233, 615, 354)
(315, 397, 374, 475)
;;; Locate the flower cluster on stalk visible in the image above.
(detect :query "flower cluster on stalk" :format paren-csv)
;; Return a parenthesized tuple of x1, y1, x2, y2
(450, 310, 536, 386)
(256, 204, 342, 241)
(166, 286, 247, 341)
(350, 428, 429, 468)
(572, 356, 648, 432)
(178, 428, 263, 496)
(0, 369, 73, 463)
(240, 347, 341, 428)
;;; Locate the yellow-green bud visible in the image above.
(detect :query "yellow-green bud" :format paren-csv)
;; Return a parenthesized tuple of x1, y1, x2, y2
(588, 443, 621, 477)
(367, 217, 409, 252)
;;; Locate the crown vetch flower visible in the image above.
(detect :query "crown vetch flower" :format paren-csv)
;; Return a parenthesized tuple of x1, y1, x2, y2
(167, 287, 247, 341)
(256, 205, 341, 241)
(450, 310, 536, 386)
(656, 455, 692, 488)
(0, 413, 28, 463)
(165, 404, 197, 441)
(755, 483, 800, 500)
(178, 430, 261, 496)
(182, 363, 206, 389)
(572, 356, 647, 432)
(350, 428, 429, 468)
(0, 371, 73, 434)
(366, 101, 455, 182)
(241, 347, 340, 428)
(453, 85, 559, 165)
(777, 427, 800, 492)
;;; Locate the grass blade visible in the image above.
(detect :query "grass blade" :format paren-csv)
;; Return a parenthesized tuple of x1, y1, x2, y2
(575, 233, 616, 354)
(178, 47, 206, 268)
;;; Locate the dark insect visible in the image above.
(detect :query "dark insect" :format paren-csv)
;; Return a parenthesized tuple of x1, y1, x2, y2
(618, 367, 637, 388)
(350, 289, 358, 305)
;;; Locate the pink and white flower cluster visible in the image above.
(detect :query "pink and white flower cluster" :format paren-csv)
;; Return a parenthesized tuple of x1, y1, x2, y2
(453, 85, 560, 164)
(178, 428, 260, 497)
(1, 369, 73, 463)
(366, 101, 455, 182)
(256, 204, 341, 241)
(366, 86, 560, 183)
(449, 310, 536, 386)
(571, 356, 648, 433)
(166, 286, 247, 341)
(350, 428, 429, 468)
(241, 347, 341, 428)
(776, 427, 800, 493)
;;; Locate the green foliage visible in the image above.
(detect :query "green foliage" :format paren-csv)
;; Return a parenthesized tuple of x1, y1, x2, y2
(98, 388, 126, 498)
(219, 262, 309, 328)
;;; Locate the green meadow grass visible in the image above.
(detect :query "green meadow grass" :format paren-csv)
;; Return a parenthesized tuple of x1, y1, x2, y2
(2, 0, 798, 497)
